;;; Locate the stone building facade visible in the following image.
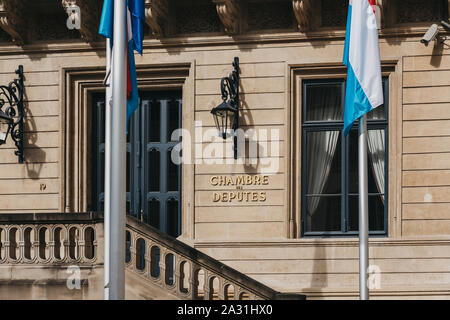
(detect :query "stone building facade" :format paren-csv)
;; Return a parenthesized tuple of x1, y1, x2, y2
(0, 0, 449, 299)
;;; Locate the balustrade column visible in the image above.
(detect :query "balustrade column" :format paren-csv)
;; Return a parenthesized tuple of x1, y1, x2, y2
(159, 249, 167, 287)
(173, 255, 182, 293)
(17, 226, 25, 262)
(31, 227, 39, 261)
(217, 278, 225, 300)
(62, 226, 70, 263)
(190, 264, 200, 300)
(145, 241, 153, 279)
(128, 232, 136, 268)
(78, 226, 86, 262)
(203, 271, 211, 301)
(0, 228, 5, 261)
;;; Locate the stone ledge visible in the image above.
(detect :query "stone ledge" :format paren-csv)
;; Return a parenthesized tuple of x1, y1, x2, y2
(0, 279, 88, 286)
(0, 212, 104, 224)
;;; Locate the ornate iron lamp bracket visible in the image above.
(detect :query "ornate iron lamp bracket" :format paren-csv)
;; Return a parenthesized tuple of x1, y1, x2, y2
(0, 65, 24, 163)
(220, 57, 240, 110)
(221, 57, 240, 158)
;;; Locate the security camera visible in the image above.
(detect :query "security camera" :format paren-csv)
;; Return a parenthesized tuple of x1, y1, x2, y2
(421, 24, 439, 46)
(442, 20, 450, 32)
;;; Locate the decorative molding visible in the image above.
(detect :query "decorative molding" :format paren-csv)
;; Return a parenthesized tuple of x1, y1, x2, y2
(213, 0, 240, 35)
(61, 0, 99, 42)
(145, 0, 169, 38)
(0, 0, 27, 45)
(288, 61, 398, 239)
(62, 62, 196, 240)
(292, 0, 312, 32)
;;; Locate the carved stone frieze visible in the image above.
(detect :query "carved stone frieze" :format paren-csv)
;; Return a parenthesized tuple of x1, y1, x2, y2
(145, 0, 169, 38)
(213, 0, 240, 35)
(292, 0, 312, 32)
(0, 0, 27, 45)
(61, 0, 100, 42)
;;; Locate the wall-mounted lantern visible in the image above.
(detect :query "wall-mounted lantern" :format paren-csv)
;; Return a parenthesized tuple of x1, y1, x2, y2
(0, 65, 24, 163)
(210, 57, 240, 159)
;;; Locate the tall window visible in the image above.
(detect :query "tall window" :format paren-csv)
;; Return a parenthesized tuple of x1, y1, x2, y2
(91, 90, 182, 237)
(301, 78, 388, 237)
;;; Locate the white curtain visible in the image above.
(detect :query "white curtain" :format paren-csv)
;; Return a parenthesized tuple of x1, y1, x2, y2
(306, 131, 339, 216)
(367, 129, 385, 203)
(306, 84, 341, 217)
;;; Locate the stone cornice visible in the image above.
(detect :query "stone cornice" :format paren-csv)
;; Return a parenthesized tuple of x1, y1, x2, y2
(0, 0, 27, 45)
(193, 237, 450, 248)
(0, 25, 444, 56)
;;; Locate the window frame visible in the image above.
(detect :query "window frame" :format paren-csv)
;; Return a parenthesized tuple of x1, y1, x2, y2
(91, 91, 183, 237)
(300, 77, 389, 238)
(62, 63, 195, 240)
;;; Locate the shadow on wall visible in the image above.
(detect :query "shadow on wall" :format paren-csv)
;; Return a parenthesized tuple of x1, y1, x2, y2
(22, 85, 46, 179)
(239, 90, 267, 175)
(430, 41, 444, 68)
(302, 240, 329, 297)
(238, 78, 280, 175)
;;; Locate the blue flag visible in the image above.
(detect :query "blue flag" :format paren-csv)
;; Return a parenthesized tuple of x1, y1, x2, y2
(99, 0, 145, 130)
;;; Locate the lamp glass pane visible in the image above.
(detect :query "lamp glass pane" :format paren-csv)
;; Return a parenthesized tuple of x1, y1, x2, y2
(0, 121, 9, 143)
(228, 110, 236, 132)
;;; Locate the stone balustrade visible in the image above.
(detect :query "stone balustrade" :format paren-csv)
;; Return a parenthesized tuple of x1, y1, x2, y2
(125, 215, 304, 300)
(0, 212, 102, 265)
(0, 212, 304, 300)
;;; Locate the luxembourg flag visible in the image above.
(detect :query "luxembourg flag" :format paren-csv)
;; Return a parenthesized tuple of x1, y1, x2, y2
(98, 0, 145, 129)
(343, 0, 383, 136)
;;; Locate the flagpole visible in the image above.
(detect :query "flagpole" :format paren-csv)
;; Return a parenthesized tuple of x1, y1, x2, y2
(110, 0, 127, 300)
(358, 114, 369, 300)
(104, 38, 111, 300)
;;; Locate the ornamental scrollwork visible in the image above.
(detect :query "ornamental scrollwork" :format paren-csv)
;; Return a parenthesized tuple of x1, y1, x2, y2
(0, 66, 24, 163)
